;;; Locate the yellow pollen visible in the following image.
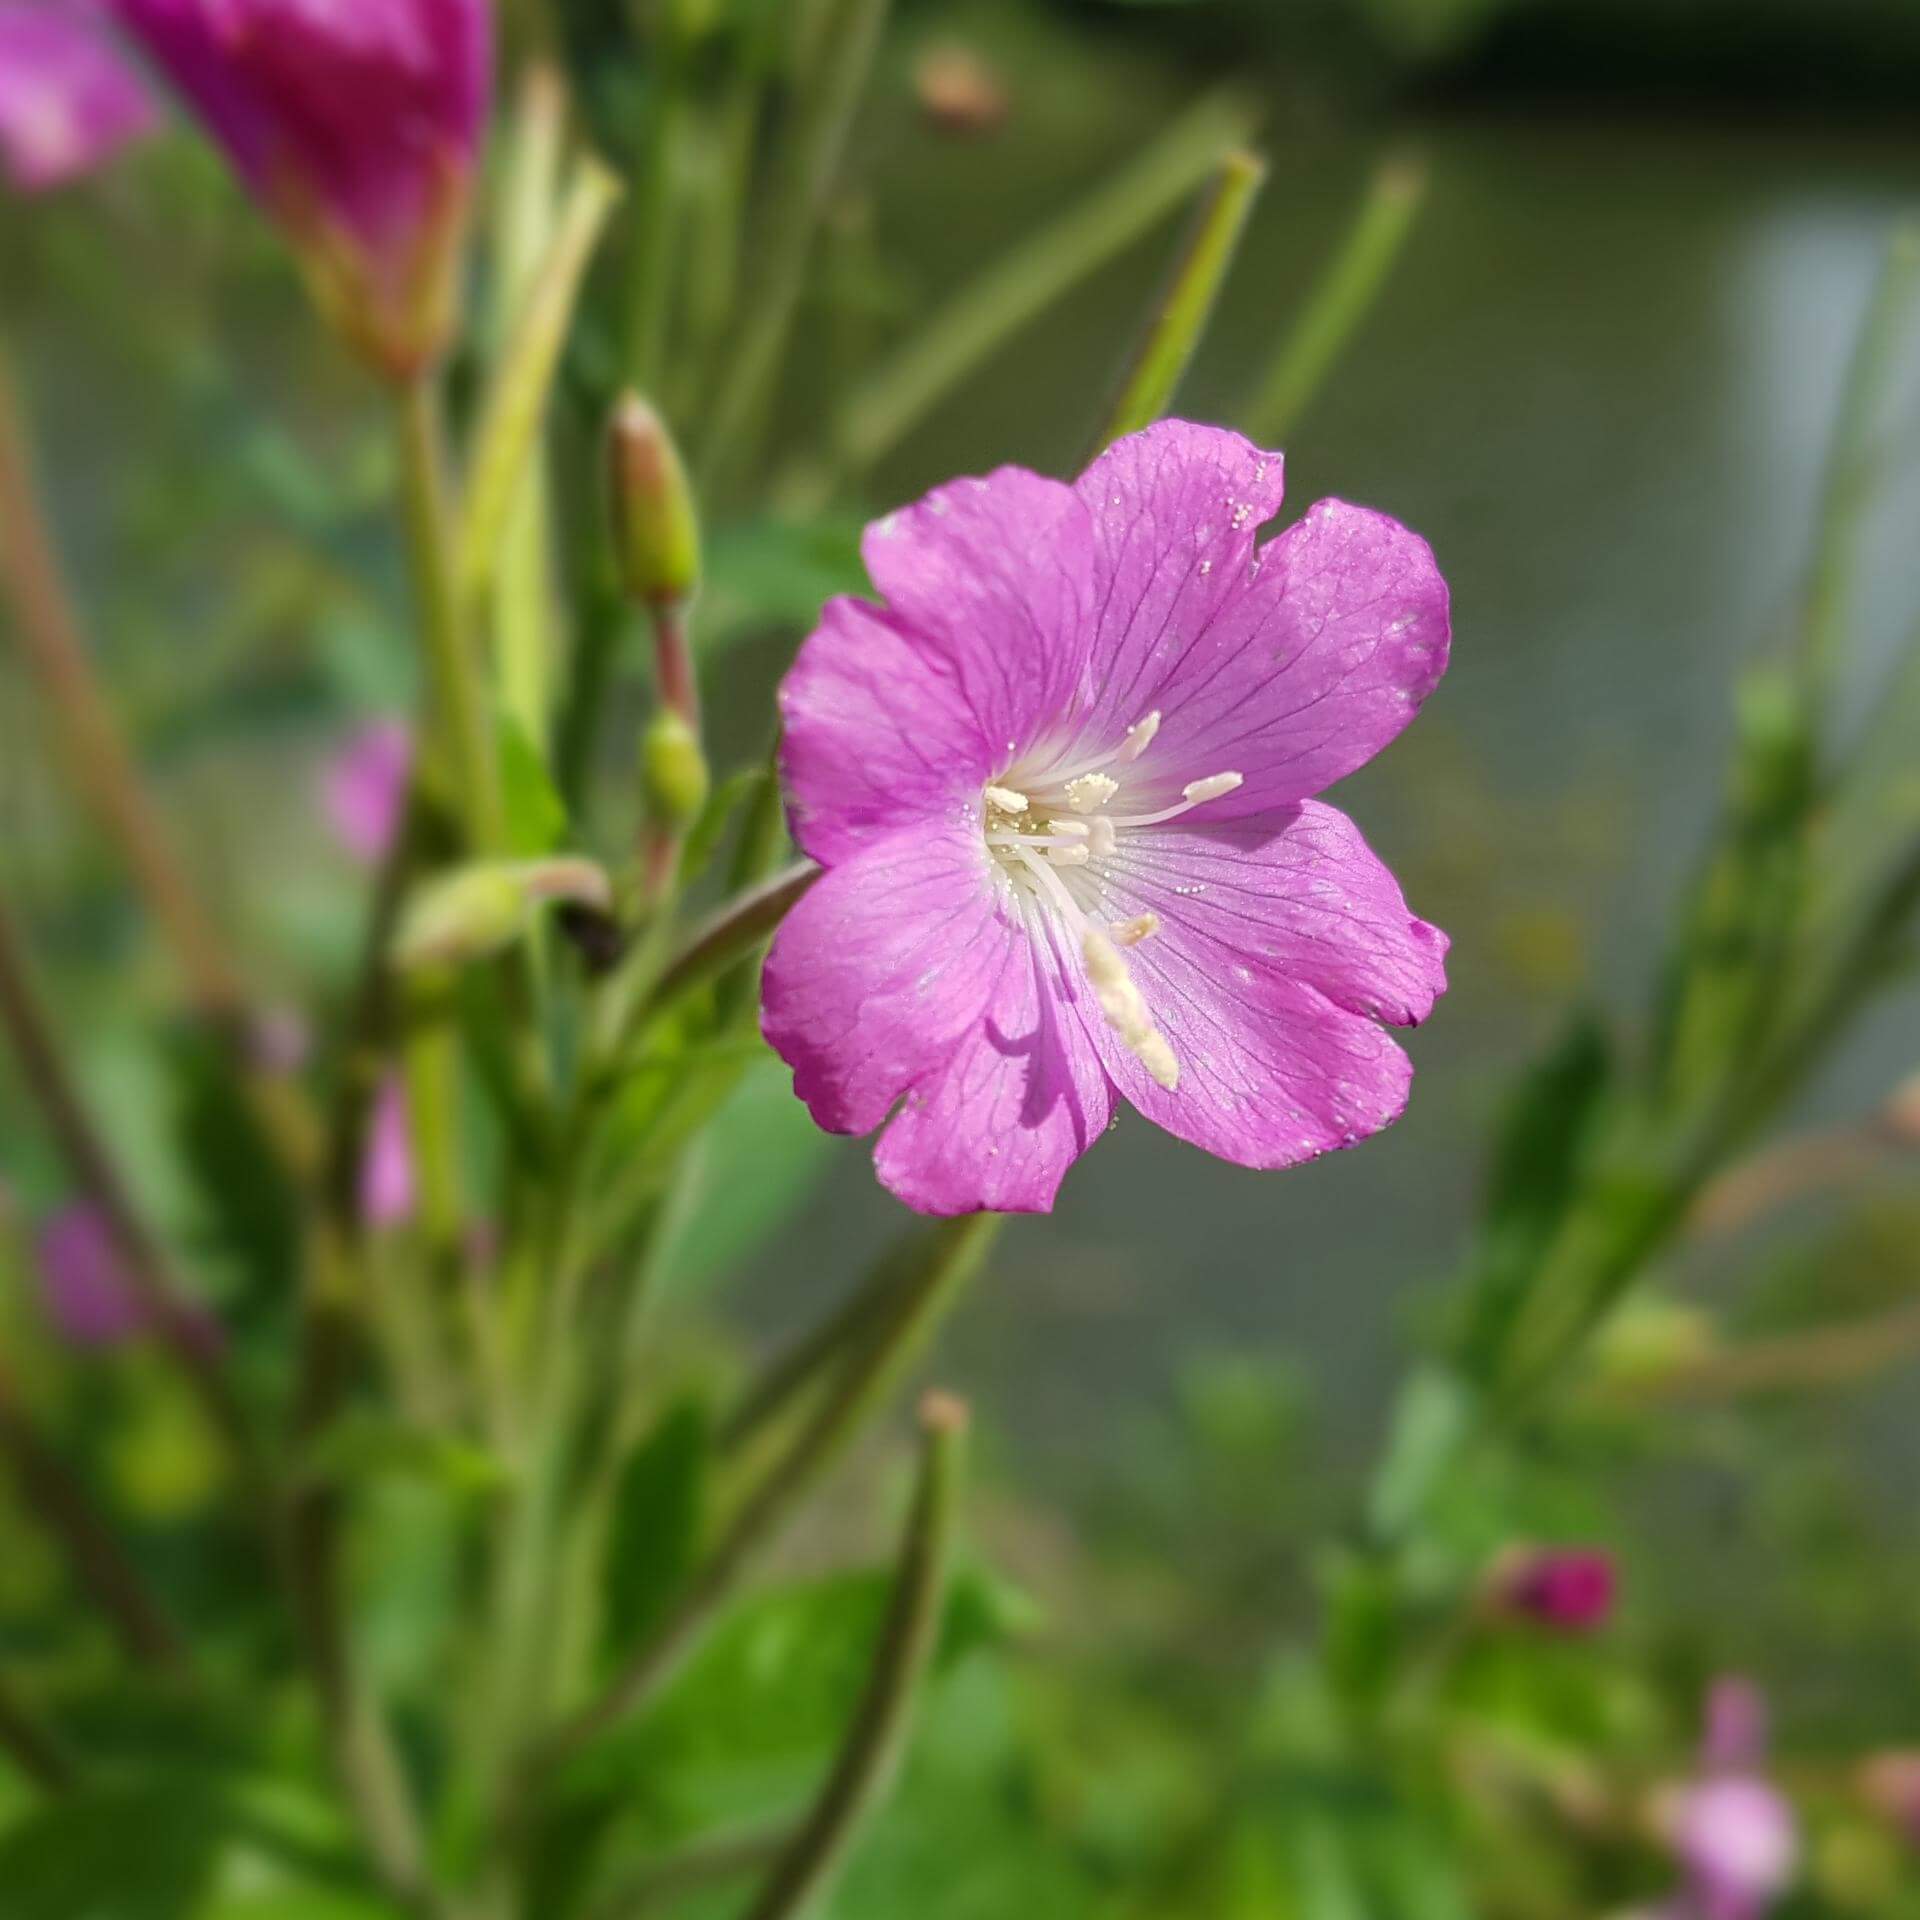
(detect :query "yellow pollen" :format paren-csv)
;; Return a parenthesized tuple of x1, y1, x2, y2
(1082, 930, 1179, 1091)
(1064, 772, 1119, 812)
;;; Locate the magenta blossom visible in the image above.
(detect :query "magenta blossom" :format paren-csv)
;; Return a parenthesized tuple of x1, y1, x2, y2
(321, 718, 411, 865)
(1659, 1678, 1799, 1920)
(107, 0, 490, 375)
(35, 1201, 145, 1346)
(1496, 1545, 1618, 1634)
(359, 1074, 414, 1228)
(762, 422, 1450, 1215)
(0, 3, 158, 193)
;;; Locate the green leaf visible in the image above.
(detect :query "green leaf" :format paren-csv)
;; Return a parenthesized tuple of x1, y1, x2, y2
(0, 1783, 225, 1919)
(603, 1398, 713, 1657)
(653, 1055, 838, 1298)
(704, 515, 867, 650)
(301, 1411, 509, 1499)
(498, 713, 569, 855)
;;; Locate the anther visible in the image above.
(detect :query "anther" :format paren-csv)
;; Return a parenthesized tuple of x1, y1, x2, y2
(984, 785, 1029, 814)
(1182, 772, 1243, 805)
(1086, 816, 1117, 858)
(1048, 844, 1090, 867)
(1109, 912, 1160, 946)
(1118, 712, 1161, 761)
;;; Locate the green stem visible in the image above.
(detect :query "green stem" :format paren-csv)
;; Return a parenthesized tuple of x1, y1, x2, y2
(699, 0, 893, 494)
(0, 1670, 77, 1796)
(1092, 148, 1267, 454)
(811, 92, 1255, 494)
(1243, 152, 1427, 444)
(637, 860, 817, 1028)
(739, 1393, 968, 1920)
(1800, 225, 1920, 724)
(397, 379, 503, 854)
(591, 1822, 795, 1919)
(539, 1214, 999, 1765)
(0, 1360, 187, 1672)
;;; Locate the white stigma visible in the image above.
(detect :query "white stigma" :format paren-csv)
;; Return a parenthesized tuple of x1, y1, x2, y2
(1083, 930, 1179, 1090)
(1064, 772, 1119, 812)
(984, 785, 1029, 815)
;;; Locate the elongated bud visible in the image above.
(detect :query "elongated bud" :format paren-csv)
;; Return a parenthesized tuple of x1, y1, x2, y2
(393, 856, 611, 970)
(609, 392, 700, 610)
(642, 708, 710, 831)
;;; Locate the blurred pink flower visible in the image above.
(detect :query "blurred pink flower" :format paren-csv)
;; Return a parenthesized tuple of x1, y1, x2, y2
(321, 718, 411, 865)
(359, 1074, 413, 1228)
(1496, 1546, 1618, 1634)
(1859, 1750, 1920, 1850)
(1658, 1677, 1798, 1920)
(763, 420, 1450, 1215)
(106, 0, 491, 374)
(0, 2, 158, 192)
(35, 1201, 144, 1345)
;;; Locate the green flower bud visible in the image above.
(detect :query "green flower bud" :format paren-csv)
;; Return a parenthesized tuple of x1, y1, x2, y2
(642, 708, 711, 831)
(609, 392, 700, 609)
(393, 857, 612, 970)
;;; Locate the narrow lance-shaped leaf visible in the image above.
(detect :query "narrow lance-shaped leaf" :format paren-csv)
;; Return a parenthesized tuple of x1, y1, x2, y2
(1093, 147, 1267, 453)
(1244, 152, 1427, 443)
(459, 155, 624, 612)
(818, 91, 1257, 487)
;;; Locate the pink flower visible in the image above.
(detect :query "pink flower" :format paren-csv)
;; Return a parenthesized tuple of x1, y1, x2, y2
(1659, 1678, 1799, 1920)
(0, 3, 158, 192)
(321, 718, 411, 865)
(762, 421, 1449, 1215)
(1496, 1546, 1618, 1634)
(35, 1201, 144, 1345)
(359, 1075, 414, 1228)
(106, 0, 490, 375)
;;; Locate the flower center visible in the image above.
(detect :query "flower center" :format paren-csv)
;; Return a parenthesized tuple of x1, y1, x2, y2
(980, 711, 1242, 1094)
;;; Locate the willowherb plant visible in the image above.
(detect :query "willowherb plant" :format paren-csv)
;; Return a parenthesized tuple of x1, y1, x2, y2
(1, 5, 1919, 1919)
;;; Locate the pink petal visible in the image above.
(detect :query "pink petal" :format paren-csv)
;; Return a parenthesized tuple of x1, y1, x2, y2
(0, 3, 158, 193)
(874, 914, 1113, 1215)
(860, 465, 1095, 765)
(779, 596, 1000, 866)
(1081, 801, 1440, 1168)
(762, 821, 1018, 1138)
(1072, 420, 1286, 735)
(1072, 424, 1448, 816)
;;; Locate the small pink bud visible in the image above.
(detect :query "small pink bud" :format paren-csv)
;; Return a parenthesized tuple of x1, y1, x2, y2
(1858, 1750, 1920, 1850)
(35, 1202, 144, 1346)
(1492, 1546, 1618, 1635)
(108, 0, 491, 376)
(359, 1076, 414, 1230)
(322, 719, 412, 866)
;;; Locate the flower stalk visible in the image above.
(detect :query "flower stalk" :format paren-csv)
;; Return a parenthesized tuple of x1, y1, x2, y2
(538, 1213, 998, 1764)
(739, 1392, 969, 1920)
(0, 1670, 77, 1797)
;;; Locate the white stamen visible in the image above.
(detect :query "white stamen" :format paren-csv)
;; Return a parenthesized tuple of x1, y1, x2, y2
(1064, 772, 1119, 813)
(1183, 771, 1243, 805)
(1083, 931, 1179, 1090)
(984, 785, 1029, 815)
(1118, 711, 1161, 761)
(1048, 818, 1091, 840)
(1109, 912, 1160, 947)
(1108, 770, 1245, 830)
(1086, 816, 1117, 858)
(1047, 843, 1090, 867)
